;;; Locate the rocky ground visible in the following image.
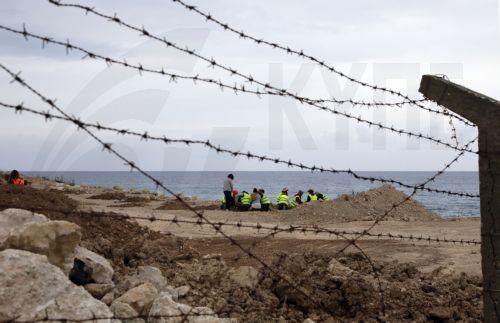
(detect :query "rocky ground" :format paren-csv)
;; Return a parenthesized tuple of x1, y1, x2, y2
(0, 178, 483, 322)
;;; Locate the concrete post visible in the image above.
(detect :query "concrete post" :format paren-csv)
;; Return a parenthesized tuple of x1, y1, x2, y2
(419, 75, 500, 322)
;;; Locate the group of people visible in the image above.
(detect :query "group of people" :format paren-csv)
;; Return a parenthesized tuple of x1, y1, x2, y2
(1, 170, 28, 186)
(221, 174, 328, 212)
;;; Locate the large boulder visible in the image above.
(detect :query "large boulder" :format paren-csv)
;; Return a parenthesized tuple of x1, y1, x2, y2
(74, 246, 114, 284)
(0, 249, 112, 321)
(1, 220, 81, 274)
(113, 282, 158, 315)
(228, 266, 259, 288)
(0, 208, 48, 241)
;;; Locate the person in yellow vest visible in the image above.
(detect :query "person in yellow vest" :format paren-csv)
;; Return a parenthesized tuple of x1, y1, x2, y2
(8, 170, 27, 186)
(316, 192, 329, 201)
(237, 190, 252, 211)
(276, 188, 290, 210)
(291, 190, 303, 208)
(259, 189, 271, 212)
(306, 189, 318, 202)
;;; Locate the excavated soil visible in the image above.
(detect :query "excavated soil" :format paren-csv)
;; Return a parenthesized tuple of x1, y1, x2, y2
(0, 184, 483, 321)
(282, 184, 440, 223)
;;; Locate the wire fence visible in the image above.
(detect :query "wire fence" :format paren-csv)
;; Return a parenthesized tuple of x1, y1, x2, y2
(0, 1, 484, 321)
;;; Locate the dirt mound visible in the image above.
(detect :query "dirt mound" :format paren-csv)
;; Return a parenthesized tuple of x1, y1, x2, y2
(283, 185, 439, 223)
(89, 192, 128, 200)
(0, 185, 77, 213)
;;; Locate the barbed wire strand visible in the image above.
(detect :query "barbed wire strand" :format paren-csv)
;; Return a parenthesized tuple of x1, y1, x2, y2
(0, 24, 478, 155)
(0, 100, 479, 199)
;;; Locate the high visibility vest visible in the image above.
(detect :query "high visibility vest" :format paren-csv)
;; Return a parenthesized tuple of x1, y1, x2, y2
(291, 194, 301, 208)
(277, 193, 289, 206)
(308, 193, 318, 201)
(240, 193, 251, 206)
(317, 193, 329, 201)
(12, 178, 25, 186)
(261, 194, 271, 205)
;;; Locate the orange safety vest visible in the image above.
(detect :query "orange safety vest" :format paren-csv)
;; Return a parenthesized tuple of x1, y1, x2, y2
(12, 178, 25, 186)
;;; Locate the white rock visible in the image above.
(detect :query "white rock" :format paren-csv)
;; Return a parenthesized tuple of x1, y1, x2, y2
(0, 249, 112, 322)
(75, 246, 114, 284)
(328, 258, 354, 276)
(113, 282, 158, 315)
(1, 220, 81, 274)
(0, 208, 48, 241)
(228, 266, 259, 288)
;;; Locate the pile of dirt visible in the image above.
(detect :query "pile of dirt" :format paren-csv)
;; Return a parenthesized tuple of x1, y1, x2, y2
(0, 185, 77, 213)
(282, 185, 440, 223)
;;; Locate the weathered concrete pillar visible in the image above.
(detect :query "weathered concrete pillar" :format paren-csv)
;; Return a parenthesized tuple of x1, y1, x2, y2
(419, 75, 500, 322)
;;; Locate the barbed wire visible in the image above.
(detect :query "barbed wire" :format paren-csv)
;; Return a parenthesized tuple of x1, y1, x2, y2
(42, 2, 480, 139)
(166, 0, 476, 127)
(0, 100, 480, 199)
(0, 62, 366, 317)
(0, 24, 478, 155)
(336, 135, 479, 253)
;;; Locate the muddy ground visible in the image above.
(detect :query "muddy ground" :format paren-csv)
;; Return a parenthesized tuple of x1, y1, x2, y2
(0, 180, 484, 321)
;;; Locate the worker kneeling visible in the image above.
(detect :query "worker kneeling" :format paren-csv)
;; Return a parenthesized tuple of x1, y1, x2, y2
(276, 188, 290, 210)
(236, 190, 252, 211)
(291, 190, 303, 208)
(307, 189, 318, 202)
(259, 189, 271, 212)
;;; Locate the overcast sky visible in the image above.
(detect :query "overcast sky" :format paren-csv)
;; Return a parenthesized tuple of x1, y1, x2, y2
(0, 0, 498, 171)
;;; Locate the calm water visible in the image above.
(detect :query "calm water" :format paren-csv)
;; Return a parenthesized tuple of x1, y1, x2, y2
(25, 171, 479, 218)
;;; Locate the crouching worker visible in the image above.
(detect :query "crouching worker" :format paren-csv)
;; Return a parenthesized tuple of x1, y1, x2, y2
(307, 189, 318, 202)
(8, 170, 27, 186)
(291, 190, 303, 208)
(236, 190, 251, 211)
(259, 189, 271, 212)
(276, 188, 290, 210)
(316, 192, 329, 201)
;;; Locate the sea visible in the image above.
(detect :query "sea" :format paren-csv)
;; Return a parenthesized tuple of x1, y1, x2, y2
(24, 171, 480, 218)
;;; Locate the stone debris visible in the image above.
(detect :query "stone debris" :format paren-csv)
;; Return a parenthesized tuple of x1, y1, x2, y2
(0, 249, 111, 321)
(84, 283, 115, 299)
(75, 246, 114, 284)
(0, 208, 48, 241)
(1, 220, 81, 274)
(113, 282, 158, 315)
